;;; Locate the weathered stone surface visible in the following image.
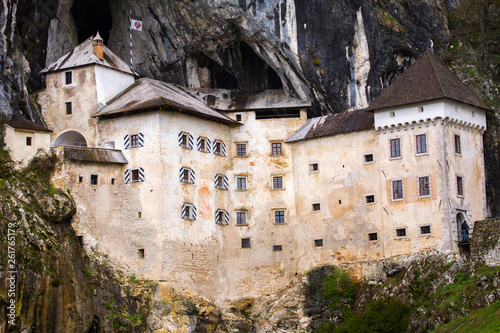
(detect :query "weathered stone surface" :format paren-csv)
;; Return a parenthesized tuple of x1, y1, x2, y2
(471, 218, 500, 267)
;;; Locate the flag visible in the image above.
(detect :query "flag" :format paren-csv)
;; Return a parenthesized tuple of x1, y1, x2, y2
(131, 15, 143, 31)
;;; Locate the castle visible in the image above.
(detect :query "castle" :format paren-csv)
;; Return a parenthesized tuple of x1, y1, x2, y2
(7, 33, 489, 302)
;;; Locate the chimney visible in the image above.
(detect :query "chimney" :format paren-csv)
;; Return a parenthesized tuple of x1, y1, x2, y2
(93, 32, 104, 60)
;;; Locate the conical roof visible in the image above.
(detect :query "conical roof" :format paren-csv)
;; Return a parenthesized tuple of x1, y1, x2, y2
(366, 51, 491, 111)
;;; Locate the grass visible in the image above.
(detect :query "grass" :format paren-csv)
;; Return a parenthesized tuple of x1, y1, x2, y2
(432, 299, 500, 332)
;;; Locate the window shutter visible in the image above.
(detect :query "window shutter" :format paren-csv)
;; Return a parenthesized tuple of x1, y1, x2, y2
(224, 211, 229, 225)
(197, 137, 202, 151)
(213, 139, 217, 154)
(214, 174, 219, 188)
(215, 209, 220, 224)
(223, 176, 229, 190)
(139, 167, 145, 182)
(124, 135, 130, 149)
(182, 204, 187, 219)
(178, 132, 183, 146)
(222, 142, 226, 156)
(206, 139, 212, 153)
(125, 169, 131, 184)
(192, 206, 197, 220)
(190, 169, 195, 183)
(179, 167, 185, 182)
(188, 134, 194, 149)
(138, 132, 144, 147)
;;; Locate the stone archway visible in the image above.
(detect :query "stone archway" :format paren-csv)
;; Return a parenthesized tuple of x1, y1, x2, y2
(52, 130, 87, 147)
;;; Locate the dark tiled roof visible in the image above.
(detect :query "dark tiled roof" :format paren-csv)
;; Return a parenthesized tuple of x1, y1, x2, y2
(285, 110, 374, 143)
(94, 78, 239, 125)
(40, 36, 134, 75)
(65, 147, 128, 164)
(366, 51, 491, 111)
(3, 118, 52, 132)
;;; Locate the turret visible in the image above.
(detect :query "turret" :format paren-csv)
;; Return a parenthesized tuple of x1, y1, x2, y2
(93, 32, 104, 60)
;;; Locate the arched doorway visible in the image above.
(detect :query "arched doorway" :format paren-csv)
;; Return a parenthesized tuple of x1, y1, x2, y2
(456, 212, 469, 242)
(52, 130, 87, 147)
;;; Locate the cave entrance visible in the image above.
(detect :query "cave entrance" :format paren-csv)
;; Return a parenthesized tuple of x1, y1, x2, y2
(71, 0, 112, 44)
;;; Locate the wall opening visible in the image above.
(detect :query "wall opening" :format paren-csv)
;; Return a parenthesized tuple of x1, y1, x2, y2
(52, 130, 87, 147)
(71, 0, 112, 44)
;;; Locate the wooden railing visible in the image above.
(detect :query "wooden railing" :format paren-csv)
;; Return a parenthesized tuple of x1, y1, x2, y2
(456, 228, 473, 245)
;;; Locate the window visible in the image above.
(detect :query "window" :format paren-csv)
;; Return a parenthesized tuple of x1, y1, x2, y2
(78, 175, 83, 183)
(420, 225, 431, 235)
(312, 203, 321, 211)
(215, 174, 228, 190)
(454, 135, 461, 154)
(199, 138, 206, 151)
(66, 102, 72, 115)
(236, 114, 242, 121)
(457, 176, 464, 197)
(309, 163, 319, 172)
(124, 133, 144, 149)
(111, 178, 115, 185)
(197, 137, 210, 152)
(389, 111, 395, 117)
(137, 212, 142, 219)
(125, 168, 145, 183)
(181, 133, 188, 147)
(418, 176, 430, 197)
(314, 239, 323, 247)
(274, 210, 285, 224)
(237, 143, 247, 157)
(365, 194, 375, 204)
(132, 169, 140, 182)
(182, 203, 197, 220)
(64, 71, 72, 85)
(213, 140, 227, 156)
(241, 238, 251, 249)
(273, 245, 282, 252)
(180, 167, 195, 184)
(236, 211, 247, 225)
(215, 141, 222, 154)
(273, 176, 283, 190)
(271, 142, 282, 155)
(395, 228, 407, 238)
(26, 137, 32, 146)
(236, 177, 247, 190)
(90, 174, 98, 185)
(368, 232, 378, 241)
(390, 138, 401, 158)
(415, 134, 427, 154)
(418, 106, 424, 113)
(392, 179, 404, 200)
(216, 209, 229, 225)
(363, 153, 374, 164)
(138, 249, 145, 259)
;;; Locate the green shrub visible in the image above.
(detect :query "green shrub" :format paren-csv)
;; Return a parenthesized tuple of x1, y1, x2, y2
(321, 267, 357, 314)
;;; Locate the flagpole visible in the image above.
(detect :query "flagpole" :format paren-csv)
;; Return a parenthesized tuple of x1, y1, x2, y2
(129, 9, 133, 70)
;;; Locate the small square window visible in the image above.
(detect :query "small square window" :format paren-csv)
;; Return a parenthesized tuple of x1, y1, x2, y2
(65, 71, 73, 85)
(138, 212, 142, 219)
(78, 175, 83, 183)
(454, 135, 461, 154)
(236, 211, 247, 225)
(241, 238, 251, 249)
(389, 111, 396, 117)
(237, 143, 247, 157)
(392, 180, 404, 200)
(273, 245, 282, 252)
(215, 174, 225, 189)
(131, 134, 140, 147)
(199, 138, 207, 152)
(182, 204, 196, 220)
(215, 141, 222, 155)
(237, 177, 247, 190)
(90, 174, 99, 185)
(416, 134, 427, 154)
(418, 106, 424, 113)
(236, 114, 242, 121)
(309, 163, 319, 172)
(312, 203, 321, 211)
(273, 176, 283, 189)
(420, 225, 431, 235)
(368, 232, 378, 241)
(26, 137, 32, 146)
(365, 194, 375, 204)
(457, 176, 464, 197)
(132, 169, 140, 182)
(274, 210, 285, 224)
(66, 102, 72, 115)
(138, 249, 145, 259)
(111, 178, 115, 185)
(390, 138, 401, 158)
(314, 239, 323, 247)
(363, 153, 374, 164)
(181, 168, 191, 183)
(418, 176, 430, 197)
(271, 142, 282, 155)
(395, 228, 407, 238)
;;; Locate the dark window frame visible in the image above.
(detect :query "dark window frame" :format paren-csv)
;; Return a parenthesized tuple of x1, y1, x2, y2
(368, 232, 378, 241)
(65, 102, 72, 115)
(454, 134, 461, 154)
(236, 211, 247, 225)
(241, 238, 251, 248)
(273, 176, 283, 190)
(418, 176, 431, 197)
(416, 134, 427, 155)
(390, 138, 401, 158)
(395, 228, 407, 238)
(65, 71, 73, 85)
(26, 137, 32, 146)
(457, 176, 464, 196)
(392, 179, 404, 200)
(274, 210, 285, 224)
(236, 177, 247, 190)
(90, 174, 99, 186)
(271, 142, 282, 156)
(314, 239, 323, 247)
(237, 143, 247, 157)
